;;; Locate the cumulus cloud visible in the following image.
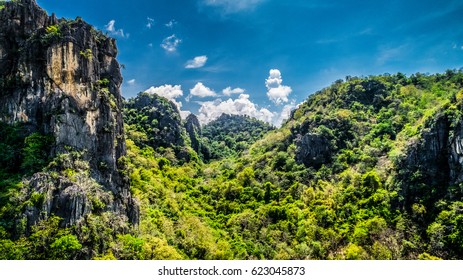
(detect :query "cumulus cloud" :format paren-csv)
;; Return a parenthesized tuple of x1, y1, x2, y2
(203, 0, 265, 13)
(146, 17, 154, 29)
(105, 20, 128, 38)
(185, 55, 208, 69)
(275, 103, 296, 127)
(145, 84, 183, 100)
(265, 69, 292, 105)
(189, 82, 217, 99)
(161, 34, 182, 52)
(197, 94, 274, 125)
(127, 79, 136, 85)
(223, 87, 245, 96)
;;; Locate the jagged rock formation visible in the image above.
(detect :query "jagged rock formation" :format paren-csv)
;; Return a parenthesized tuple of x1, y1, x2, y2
(295, 132, 334, 168)
(185, 113, 202, 155)
(396, 110, 463, 213)
(124, 92, 192, 161)
(450, 122, 463, 183)
(294, 112, 353, 169)
(0, 0, 138, 228)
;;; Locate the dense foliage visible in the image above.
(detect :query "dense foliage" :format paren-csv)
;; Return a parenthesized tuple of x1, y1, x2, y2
(202, 114, 274, 160)
(2, 70, 463, 259)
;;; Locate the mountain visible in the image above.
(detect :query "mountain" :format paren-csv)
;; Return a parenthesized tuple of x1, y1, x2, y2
(123, 92, 197, 163)
(0, 0, 137, 259)
(116, 71, 463, 260)
(201, 114, 275, 160)
(123, 99, 275, 163)
(210, 71, 463, 260)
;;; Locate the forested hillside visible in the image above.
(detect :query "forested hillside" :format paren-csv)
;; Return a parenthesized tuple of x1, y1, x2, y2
(201, 114, 274, 160)
(104, 71, 463, 260)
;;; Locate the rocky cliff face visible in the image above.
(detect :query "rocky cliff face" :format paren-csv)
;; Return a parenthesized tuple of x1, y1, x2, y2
(395, 108, 463, 217)
(124, 92, 193, 161)
(0, 0, 138, 228)
(295, 132, 334, 168)
(396, 114, 450, 210)
(449, 120, 463, 185)
(185, 114, 202, 155)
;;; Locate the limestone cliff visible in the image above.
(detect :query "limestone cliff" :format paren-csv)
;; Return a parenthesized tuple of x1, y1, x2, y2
(395, 108, 463, 214)
(0, 0, 138, 228)
(124, 92, 193, 162)
(185, 113, 202, 155)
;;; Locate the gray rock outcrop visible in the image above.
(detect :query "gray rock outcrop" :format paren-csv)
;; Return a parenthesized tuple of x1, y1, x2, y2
(185, 113, 202, 155)
(0, 0, 138, 228)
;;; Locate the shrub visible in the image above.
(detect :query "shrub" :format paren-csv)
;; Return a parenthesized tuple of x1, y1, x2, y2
(41, 25, 62, 44)
(79, 48, 93, 60)
(21, 133, 54, 174)
(50, 234, 82, 259)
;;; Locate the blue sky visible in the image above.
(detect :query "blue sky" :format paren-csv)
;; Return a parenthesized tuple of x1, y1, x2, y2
(36, 0, 463, 125)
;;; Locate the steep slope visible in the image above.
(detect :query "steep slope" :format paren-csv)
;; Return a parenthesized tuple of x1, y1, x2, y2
(123, 92, 197, 163)
(184, 113, 204, 157)
(89, 71, 463, 260)
(189, 71, 463, 260)
(151, 71, 463, 259)
(113, 72, 463, 260)
(0, 0, 137, 259)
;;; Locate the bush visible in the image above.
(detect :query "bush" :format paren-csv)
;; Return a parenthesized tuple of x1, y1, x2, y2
(50, 234, 82, 259)
(21, 133, 54, 174)
(41, 25, 62, 44)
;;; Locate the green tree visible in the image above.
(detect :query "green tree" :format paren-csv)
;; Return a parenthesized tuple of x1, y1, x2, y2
(50, 234, 82, 259)
(21, 133, 53, 174)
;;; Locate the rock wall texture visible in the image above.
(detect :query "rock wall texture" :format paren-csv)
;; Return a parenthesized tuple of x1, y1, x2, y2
(0, 0, 138, 227)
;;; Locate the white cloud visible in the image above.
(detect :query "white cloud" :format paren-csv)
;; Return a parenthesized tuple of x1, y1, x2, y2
(146, 17, 154, 29)
(265, 69, 292, 104)
(180, 111, 192, 120)
(203, 0, 265, 13)
(197, 94, 274, 125)
(161, 34, 182, 52)
(185, 55, 208, 69)
(145, 84, 183, 100)
(275, 103, 296, 127)
(165, 20, 177, 28)
(127, 79, 136, 85)
(189, 82, 217, 99)
(267, 87, 292, 104)
(105, 20, 128, 38)
(222, 86, 245, 96)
